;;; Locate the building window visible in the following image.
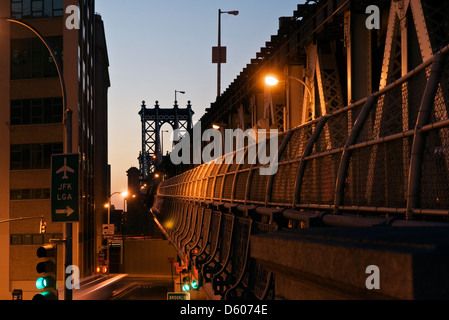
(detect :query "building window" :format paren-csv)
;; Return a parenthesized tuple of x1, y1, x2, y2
(11, 143, 63, 170)
(11, 36, 63, 80)
(11, 0, 63, 19)
(10, 235, 22, 245)
(10, 233, 64, 245)
(11, 98, 63, 125)
(10, 188, 51, 200)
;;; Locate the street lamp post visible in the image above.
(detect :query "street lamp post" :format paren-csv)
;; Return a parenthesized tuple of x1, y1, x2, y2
(119, 194, 135, 273)
(173, 90, 185, 144)
(1, 17, 74, 300)
(107, 191, 128, 226)
(106, 191, 128, 275)
(161, 130, 170, 156)
(175, 90, 185, 103)
(216, 9, 239, 99)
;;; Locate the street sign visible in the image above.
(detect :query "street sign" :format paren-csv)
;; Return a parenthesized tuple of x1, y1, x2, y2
(176, 266, 184, 274)
(102, 224, 115, 236)
(167, 292, 190, 301)
(51, 154, 79, 222)
(212, 46, 227, 63)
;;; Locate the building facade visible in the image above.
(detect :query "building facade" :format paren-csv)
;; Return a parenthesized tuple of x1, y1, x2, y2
(0, 0, 109, 300)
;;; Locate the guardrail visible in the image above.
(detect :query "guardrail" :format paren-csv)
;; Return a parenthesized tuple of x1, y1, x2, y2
(158, 44, 449, 221)
(151, 45, 449, 300)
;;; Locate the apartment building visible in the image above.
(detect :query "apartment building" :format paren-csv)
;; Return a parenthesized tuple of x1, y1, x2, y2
(0, 0, 109, 299)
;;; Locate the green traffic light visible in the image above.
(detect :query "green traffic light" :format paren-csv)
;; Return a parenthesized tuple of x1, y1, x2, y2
(36, 276, 54, 290)
(191, 279, 199, 290)
(182, 284, 191, 292)
(36, 277, 48, 290)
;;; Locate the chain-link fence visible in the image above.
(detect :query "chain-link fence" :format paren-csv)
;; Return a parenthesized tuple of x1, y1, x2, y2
(158, 46, 449, 222)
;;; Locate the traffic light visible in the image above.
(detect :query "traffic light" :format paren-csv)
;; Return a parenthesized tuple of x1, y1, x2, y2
(102, 266, 109, 274)
(96, 265, 109, 274)
(182, 279, 191, 292)
(39, 220, 47, 234)
(121, 212, 127, 224)
(181, 269, 190, 291)
(33, 244, 58, 301)
(191, 278, 199, 290)
(181, 272, 200, 292)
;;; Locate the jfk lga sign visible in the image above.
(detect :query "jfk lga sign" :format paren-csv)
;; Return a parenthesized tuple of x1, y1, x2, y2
(51, 154, 79, 222)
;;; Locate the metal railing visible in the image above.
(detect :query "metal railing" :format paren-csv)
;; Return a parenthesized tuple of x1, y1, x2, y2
(158, 44, 449, 222)
(149, 45, 449, 300)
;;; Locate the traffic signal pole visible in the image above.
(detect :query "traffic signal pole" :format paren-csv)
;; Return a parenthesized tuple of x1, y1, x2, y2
(0, 216, 44, 224)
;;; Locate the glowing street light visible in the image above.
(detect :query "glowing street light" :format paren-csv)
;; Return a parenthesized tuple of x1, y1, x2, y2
(265, 74, 314, 106)
(106, 191, 128, 223)
(265, 75, 280, 86)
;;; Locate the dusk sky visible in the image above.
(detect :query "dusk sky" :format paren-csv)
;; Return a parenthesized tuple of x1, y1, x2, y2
(95, 0, 303, 208)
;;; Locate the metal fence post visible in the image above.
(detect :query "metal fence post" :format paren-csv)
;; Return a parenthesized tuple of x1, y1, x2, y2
(293, 117, 328, 207)
(334, 95, 377, 214)
(406, 52, 447, 220)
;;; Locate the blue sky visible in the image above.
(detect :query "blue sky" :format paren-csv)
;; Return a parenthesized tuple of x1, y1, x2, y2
(95, 0, 303, 207)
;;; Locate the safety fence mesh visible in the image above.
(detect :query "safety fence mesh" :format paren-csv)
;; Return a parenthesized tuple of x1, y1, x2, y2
(158, 48, 449, 220)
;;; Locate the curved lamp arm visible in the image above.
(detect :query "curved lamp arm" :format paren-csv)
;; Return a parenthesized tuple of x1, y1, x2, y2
(3, 18, 67, 115)
(287, 76, 314, 102)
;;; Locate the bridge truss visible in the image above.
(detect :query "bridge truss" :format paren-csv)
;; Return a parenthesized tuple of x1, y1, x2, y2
(138, 100, 194, 180)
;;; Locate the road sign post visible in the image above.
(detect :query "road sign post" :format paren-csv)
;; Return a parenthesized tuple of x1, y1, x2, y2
(51, 151, 78, 301)
(51, 154, 79, 223)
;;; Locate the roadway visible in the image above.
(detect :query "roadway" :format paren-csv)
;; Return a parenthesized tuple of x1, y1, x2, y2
(72, 274, 210, 300)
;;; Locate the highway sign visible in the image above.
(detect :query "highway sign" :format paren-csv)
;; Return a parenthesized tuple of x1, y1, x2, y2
(51, 154, 79, 222)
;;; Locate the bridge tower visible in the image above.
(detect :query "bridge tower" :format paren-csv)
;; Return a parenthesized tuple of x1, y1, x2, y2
(138, 100, 194, 180)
